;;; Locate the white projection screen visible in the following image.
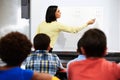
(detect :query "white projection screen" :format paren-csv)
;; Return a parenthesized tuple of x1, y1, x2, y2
(30, 0, 120, 52)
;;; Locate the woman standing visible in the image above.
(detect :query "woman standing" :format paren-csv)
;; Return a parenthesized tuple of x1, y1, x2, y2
(36, 5, 95, 52)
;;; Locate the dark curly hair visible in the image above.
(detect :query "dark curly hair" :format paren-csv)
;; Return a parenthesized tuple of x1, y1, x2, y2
(0, 32, 32, 66)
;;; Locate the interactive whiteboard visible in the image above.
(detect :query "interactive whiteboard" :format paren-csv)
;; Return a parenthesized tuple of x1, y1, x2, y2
(53, 7, 103, 51)
(31, 0, 120, 52)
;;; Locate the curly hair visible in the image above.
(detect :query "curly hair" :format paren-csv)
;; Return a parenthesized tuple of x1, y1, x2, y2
(0, 32, 32, 66)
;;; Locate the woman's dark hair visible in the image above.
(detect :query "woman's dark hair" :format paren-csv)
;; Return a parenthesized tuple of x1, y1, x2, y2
(0, 32, 32, 66)
(79, 28, 107, 57)
(34, 33, 50, 50)
(45, 5, 58, 23)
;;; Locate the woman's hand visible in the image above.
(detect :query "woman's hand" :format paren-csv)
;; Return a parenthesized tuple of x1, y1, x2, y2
(87, 19, 96, 25)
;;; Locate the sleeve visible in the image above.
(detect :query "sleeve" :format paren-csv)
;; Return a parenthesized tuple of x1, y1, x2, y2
(23, 69, 34, 80)
(57, 22, 88, 33)
(54, 54, 65, 69)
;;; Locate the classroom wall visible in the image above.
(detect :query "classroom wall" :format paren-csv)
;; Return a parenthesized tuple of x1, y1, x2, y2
(119, 0, 120, 51)
(30, 0, 120, 52)
(0, 0, 30, 38)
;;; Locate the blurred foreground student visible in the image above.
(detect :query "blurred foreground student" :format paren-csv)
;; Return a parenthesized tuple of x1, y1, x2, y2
(67, 38, 86, 76)
(0, 32, 59, 80)
(36, 5, 95, 52)
(25, 33, 65, 76)
(67, 28, 120, 80)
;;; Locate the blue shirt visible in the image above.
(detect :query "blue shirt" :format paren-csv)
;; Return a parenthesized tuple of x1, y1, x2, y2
(25, 50, 64, 75)
(0, 67, 33, 80)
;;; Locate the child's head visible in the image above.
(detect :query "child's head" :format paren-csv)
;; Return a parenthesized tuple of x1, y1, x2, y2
(0, 32, 32, 66)
(77, 38, 82, 54)
(78, 28, 107, 57)
(33, 33, 50, 50)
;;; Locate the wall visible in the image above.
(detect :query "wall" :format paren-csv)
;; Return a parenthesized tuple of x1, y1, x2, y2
(0, 0, 30, 38)
(30, 0, 120, 52)
(119, 0, 120, 52)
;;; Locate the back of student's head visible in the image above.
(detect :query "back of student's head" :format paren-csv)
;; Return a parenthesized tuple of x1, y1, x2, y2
(34, 33, 50, 50)
(79, 28, 107, 57)
(46, 5, 58, 23)
(77, 39, 82, 54)
(0, 31, 32, 66)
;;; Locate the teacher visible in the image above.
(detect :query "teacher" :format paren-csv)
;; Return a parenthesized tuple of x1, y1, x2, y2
(36, 5, 95, 52)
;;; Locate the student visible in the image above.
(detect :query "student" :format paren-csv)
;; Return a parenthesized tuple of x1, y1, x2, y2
(25, 33, 65, 76)
(67, 38, 86, 75)
(36, 5, 95, 52)
(67, 28, 120, 80)
(0, 32, 58, 80)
